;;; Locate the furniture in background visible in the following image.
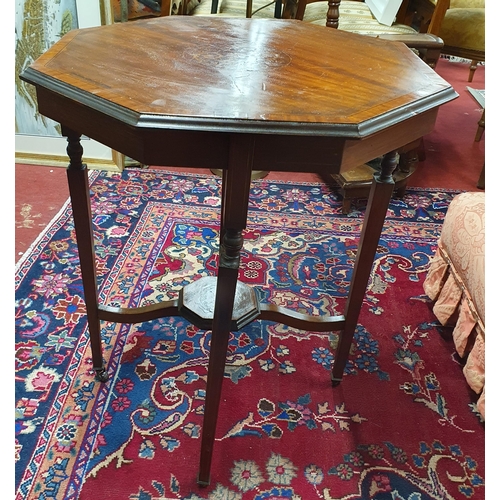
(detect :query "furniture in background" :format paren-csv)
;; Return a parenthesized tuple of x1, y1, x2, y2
(466, 87, 485, 189)
(475, 110, 485, 189)
(332, 139, 423, 213)
(476, 161, 485, 190)
(293, 0, 448, 212)
(187, 0, 288, 19)
(466, 87, 485, 141)
(475, 109, 485, 143)
(119, 0, 449, 202)
(436, 0, 485, 82)
(423, 192, 485, 418)
(114, 0, 162, 20)
(295, 0, 449, 67)
(114, 0, 185, 19)
(208, 0, 284, 18)
(21, 16, 456, 486)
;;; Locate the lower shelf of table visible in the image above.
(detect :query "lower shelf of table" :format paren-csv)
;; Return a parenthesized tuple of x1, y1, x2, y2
(98, 276, 346, 332)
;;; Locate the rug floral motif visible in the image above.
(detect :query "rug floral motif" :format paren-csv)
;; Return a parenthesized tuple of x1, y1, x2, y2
(15, 169, 484, 500)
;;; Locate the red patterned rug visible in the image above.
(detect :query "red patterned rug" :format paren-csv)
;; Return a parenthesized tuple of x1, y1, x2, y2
(15, 169, 484, 499)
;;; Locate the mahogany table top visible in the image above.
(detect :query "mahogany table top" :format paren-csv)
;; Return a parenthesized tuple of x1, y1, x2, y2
(21, 17, 456, 138)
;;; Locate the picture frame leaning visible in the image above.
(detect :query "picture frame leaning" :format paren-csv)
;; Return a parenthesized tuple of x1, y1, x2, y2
(15, 0, 124, 172)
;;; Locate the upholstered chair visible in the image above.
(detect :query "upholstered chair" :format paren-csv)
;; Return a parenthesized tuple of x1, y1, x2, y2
(292, 0, 449, 68)
(287, 0, 449, 212)
(298, 0, 433, 33)
(437, 0, 485, 81)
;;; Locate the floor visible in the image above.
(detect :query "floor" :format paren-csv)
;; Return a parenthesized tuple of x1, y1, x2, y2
(15, 58, 485, 263)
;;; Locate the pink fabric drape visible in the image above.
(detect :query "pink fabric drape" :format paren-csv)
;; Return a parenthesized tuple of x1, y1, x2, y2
(423, 192, 485, 418)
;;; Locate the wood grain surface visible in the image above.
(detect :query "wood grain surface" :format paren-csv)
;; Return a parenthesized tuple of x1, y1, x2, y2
(22, 17, 455, 136)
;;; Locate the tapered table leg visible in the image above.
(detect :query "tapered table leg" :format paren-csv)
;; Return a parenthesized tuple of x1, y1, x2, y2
(63, 127, 109, 382)
(198, 135, 255, 486)
(331, 150, 398, 384)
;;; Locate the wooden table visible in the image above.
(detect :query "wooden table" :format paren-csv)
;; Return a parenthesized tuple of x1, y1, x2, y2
(20, 16, 457, 486)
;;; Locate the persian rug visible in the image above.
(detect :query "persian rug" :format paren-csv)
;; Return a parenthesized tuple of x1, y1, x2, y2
(15, 168, 485, 500)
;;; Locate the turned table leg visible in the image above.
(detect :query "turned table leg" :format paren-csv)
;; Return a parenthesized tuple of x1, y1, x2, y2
(331, 150, 398, 384)
(198, 135, 255, 486)
(63, 127, 109, 382)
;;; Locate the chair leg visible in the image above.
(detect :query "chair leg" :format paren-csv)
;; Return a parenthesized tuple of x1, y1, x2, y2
(342, 197, 351, 214)
(246, 0, 253, 17)
(417, 137, 426, 162)
(160, 0, 172, 15)
(274, 0, 282, 17)
(475, 109, 485, 142)
(477, 163, 485, 190)
(424, 47, 441, 69)
(468, 60, 478, 82)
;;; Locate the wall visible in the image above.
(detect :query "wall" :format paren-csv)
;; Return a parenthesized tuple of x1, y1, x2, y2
(14, 0, 120, 169)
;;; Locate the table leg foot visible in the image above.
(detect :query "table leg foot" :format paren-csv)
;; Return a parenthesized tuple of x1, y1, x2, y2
(94, 367, 109, 382)
(197, 474, 210, 487)
(331, 332, 350, 383)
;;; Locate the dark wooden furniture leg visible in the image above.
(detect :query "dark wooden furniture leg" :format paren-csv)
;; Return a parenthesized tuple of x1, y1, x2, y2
(198, 135, 255, 487)
(394, 144, 419, 197)
(468, 60, 478, 82)
(474, 109, 485, 189)
(212, 0, 253, 15)
(475, 109, 485, 142)
(63, 127, 109, 382)
(331, 150, 398, 384)
(477, 163, 485, 190)
(274, 0, 282, 18)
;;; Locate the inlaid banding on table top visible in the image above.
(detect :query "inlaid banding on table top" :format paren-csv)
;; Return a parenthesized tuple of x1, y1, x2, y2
(22, 17, 456, 135)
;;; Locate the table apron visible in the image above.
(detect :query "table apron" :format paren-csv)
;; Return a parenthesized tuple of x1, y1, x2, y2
(340, 108, 439, 172)
(37, 87, 346, 172)
(36, 86, 437, 174)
